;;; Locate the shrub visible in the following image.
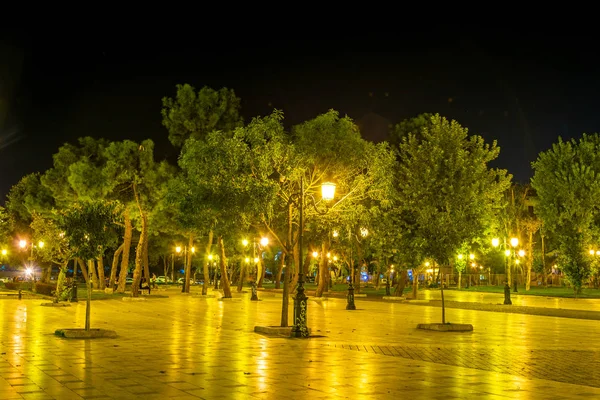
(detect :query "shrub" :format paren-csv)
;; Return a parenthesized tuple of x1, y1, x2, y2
(34, 282, 57, 296)
(4, 282, 22, 290)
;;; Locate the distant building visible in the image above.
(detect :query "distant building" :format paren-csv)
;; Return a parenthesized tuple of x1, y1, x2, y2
(356, 112, 391, 143)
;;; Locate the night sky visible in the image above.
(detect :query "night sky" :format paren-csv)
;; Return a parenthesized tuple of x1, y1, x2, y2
(1, 34, 599, 204)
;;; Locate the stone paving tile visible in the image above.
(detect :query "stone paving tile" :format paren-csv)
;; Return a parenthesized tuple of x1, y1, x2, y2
(2, 290, 600, 399)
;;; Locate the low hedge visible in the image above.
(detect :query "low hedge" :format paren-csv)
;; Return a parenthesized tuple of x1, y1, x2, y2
(34, 282, 57, 296)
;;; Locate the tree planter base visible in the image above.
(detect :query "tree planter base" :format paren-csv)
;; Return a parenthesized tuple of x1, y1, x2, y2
(122, 297, 147, 301)
(219, 297, 242, 302)
(417, 323, 473, 332)
(41, 302, 71, 307)
(192, 294, 216, 298)
(55, 328, 117, 338)
(254, 326, 313, 337)
(382, 296, 406, 301)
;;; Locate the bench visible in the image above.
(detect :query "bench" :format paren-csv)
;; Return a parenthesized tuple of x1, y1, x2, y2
(140, 283, 151, 295)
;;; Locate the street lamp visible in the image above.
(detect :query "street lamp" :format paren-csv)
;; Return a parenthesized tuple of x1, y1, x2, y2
(492, 236, 525, 296)
(292, 178, 335, 338)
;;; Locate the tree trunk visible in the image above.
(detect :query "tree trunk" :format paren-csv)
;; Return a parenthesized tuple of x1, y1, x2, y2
(55, 262, 68, 301)
(458, 270, 462, 290)
(73, 259, 78, 281)
(143, 233, 150, 289)
(316, 242, 328, 297)
(280, 252, 290, 327)
(85, 262, 92, 331)
(280, 201, 294, 326)
(117, 209, 133, 293)
(394, 269, 407, 296)
(110, 244, 123, 290)
(97, 256, 106, 290)
(88, 259, 99, 289)
(77, 258, 89, 283)
(541, 226, 548, 288)
(412, 268, 419, 299)
(41, 266, 51, 283)
(171, 254, 175, 283)
(132, 211, 148, 298)
(218, 236, 232, 298)
(526, 230, 533, 291)
(355, 245, 364, 294)
(237, 260, 246, 293)
(203, 230, 213, 295)
(257, 257, 265, 288)
(275, 255, 283, 289)
(440, 268, 446, 324)
(163, 255, 168, 278)
(184, 234, 193, 293)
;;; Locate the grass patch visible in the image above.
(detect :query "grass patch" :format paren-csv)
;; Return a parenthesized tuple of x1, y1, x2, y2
(446, 285, 600, 298)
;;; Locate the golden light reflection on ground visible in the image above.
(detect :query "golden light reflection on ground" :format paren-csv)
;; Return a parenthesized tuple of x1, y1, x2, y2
(0, 287, 597, 398)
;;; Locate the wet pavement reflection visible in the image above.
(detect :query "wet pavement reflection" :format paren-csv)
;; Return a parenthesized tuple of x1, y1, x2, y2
(0, 288, 598, 399)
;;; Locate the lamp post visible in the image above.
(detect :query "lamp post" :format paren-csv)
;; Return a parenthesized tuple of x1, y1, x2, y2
(176, 245, 195, 293)
(292, 179, 335, 338)
(492, 237, 525, 301)
(19, 240, 44, 282)
(242, 236, 268, 300)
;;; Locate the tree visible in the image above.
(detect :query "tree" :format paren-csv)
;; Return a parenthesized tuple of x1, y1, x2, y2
(30, 213, 74, 301)
(60, 200, 119, 330)
(389, 112, 434, 147)
(0, 205, 11, 247)
(531, 134, 600, 294)
(161, 84, 243, 147)
(103, 139, 174, 296)
(395, 114, 511, 323)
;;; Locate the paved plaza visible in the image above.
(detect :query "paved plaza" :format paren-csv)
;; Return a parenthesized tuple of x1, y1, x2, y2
(0, 288, 599, 399)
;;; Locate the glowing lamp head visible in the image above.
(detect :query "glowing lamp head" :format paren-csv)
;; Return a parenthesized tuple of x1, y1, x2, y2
(510, 237, 519, 247)
(491, 238, 499, 247)
(312, 251, 318, 258)
(254, 257, 259, 264)
(469, 254, 475, 260)
(191, 247, 195, 253)
(591, 249, 596, 255)
(25, 267, 33, 275)
(457, 254, 464, 260)
(175, 246, 182, 253)
(208, 254, 213, 260)
(19, 240, 26, 249)
(1, 249, 6, 256)
(245, 257, 250, 263)
(505, 249, 511, 257)
(321, 182, 336, 201)
(260, 237, 269, 247)
(518, 250, 525, 257)
(38, 241, 44, 248)
(425, 261, 430, 267)
(242, 239, 249, 247)
(332, 230, 339, 238)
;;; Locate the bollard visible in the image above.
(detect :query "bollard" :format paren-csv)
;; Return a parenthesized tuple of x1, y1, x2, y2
(346, 282, 356, 310)
(503, 282, 512, 305)
(251, 281, 259, 301)
(18, 289, 22, 300)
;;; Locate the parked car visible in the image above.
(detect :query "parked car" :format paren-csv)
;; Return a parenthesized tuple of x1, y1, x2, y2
(156, 276, 172, 284)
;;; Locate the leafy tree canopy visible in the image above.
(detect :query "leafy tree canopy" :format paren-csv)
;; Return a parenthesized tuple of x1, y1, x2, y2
(162, 84, 243, 148)
(395, 114, 511, 266)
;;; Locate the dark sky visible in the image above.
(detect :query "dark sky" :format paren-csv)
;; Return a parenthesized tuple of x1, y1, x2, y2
(1, 34, 599, 204)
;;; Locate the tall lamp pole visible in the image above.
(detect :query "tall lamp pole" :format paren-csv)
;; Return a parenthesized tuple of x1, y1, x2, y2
(292, 176, 308, 337)
(292, 178, 335, 338)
